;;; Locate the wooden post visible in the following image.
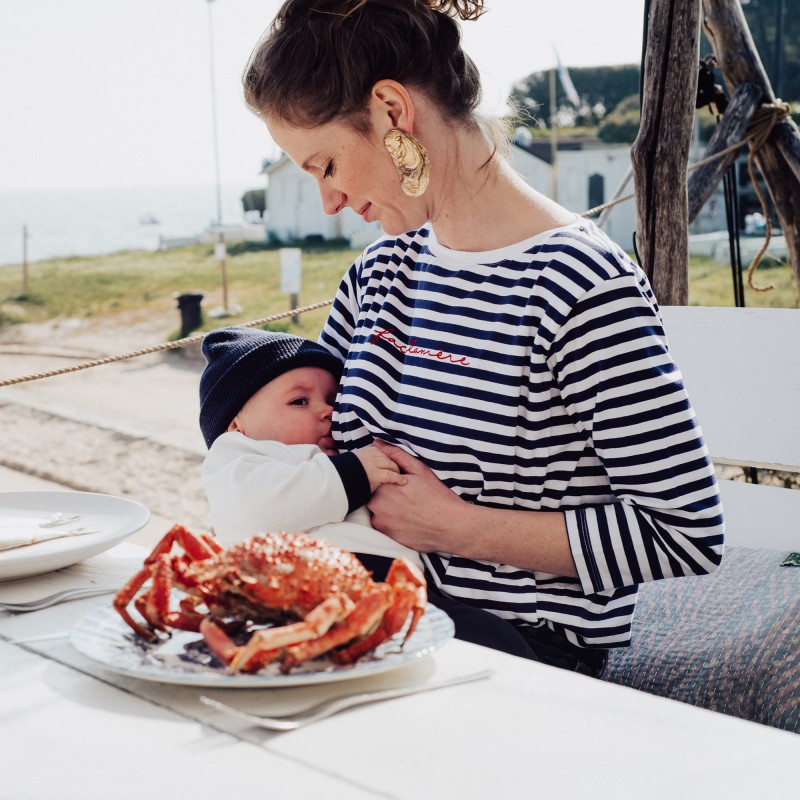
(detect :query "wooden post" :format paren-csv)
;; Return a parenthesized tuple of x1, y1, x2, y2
(215, 232, 229, 312)
(631, 0, 701, 305)
(22, 225, 29, 295)
(688, 82, 762, 223)
(702, 0, 800, 290)
(549, 67, 558, 202)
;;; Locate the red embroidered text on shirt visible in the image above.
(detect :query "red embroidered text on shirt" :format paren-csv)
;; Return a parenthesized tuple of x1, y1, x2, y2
(370, 328, 471, 366)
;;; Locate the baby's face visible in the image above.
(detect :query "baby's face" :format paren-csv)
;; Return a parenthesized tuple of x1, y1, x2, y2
(228, 366, 338, 454)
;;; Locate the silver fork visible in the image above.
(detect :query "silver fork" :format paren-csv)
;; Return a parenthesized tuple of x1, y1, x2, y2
(199, 669, 495, 731)
(0, 586, 116, 613)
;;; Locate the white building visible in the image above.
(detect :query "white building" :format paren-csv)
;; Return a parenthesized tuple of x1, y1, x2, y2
(561, 145, 637, 248)
(262, 140, 637, 250)
(263, 155, 381, 246)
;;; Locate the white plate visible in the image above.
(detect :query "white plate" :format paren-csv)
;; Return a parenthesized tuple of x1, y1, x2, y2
(70, 602, 454, 687)
(0, 491, 150, 581)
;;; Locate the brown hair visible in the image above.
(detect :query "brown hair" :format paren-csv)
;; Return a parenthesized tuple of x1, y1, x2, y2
(243, 0, 486, 131)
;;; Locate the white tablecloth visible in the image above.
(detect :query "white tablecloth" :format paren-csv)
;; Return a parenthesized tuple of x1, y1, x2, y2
(2, 543, 799, 799)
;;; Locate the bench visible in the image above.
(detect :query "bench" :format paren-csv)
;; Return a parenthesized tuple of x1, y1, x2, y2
(661, 305, 800, 550)
(603, 305, 800, 733)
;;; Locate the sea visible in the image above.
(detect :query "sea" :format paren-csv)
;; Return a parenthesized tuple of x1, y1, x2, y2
(0, 183, 260, 267)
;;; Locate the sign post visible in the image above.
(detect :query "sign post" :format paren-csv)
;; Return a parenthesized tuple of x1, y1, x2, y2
(280, 247, 302, 323)
(22, 225, 29, 295)
(215, 233, 228, 312)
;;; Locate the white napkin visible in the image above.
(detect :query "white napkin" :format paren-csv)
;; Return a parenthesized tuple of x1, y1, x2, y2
(0, 515, 96, 551)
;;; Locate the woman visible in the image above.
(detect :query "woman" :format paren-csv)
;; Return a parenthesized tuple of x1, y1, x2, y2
(242, 0, 724, 675)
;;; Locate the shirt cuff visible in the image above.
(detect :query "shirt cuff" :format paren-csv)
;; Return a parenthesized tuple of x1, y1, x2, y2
(329, 452, 371, 514)
(565, 506, 606, 595)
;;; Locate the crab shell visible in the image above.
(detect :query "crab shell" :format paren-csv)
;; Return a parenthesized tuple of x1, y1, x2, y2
(184, 531, 376, 624)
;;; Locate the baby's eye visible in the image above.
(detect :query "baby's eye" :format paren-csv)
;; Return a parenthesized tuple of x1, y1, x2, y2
(323, 161, 334, 179)
(289, 397, 309, 406)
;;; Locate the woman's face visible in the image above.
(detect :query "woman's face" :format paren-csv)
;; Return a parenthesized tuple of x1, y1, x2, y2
(266, 114, 428, 236)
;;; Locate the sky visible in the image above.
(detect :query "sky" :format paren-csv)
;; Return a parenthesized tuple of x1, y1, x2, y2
(0, 0, 646, 192)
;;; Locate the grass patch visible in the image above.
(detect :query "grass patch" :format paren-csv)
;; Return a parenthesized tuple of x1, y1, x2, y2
(0, 243, 359, 340)
(1, 244, 796, 343)
(688, 256, 797, 309)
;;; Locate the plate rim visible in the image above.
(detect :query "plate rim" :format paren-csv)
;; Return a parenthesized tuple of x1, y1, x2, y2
(70, 601, 454, 688)
(0, 490, 150, 580)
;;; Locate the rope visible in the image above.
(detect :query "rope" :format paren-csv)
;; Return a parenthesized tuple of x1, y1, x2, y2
(580, 138, 749, 219)
(0, 299, 333, 388)
(1, 101, 793, 388)
(583, 101, 792, 293)
(741, 101, 791, 292)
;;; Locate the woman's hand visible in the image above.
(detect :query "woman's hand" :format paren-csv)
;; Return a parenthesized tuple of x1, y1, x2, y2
(366, 441, 466, 552)
(368, 441, 577, 576)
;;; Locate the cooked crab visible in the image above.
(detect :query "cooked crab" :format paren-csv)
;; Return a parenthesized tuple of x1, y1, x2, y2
(113, 525, 427, 673)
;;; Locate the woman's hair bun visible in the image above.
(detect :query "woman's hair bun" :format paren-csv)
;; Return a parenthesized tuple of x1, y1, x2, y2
(424, 1, 486, 22)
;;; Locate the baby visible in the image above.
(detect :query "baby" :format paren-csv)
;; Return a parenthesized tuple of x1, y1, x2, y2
(198, 326, 421, 568)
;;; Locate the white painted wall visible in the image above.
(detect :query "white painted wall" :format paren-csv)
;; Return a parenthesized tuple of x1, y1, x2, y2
(556, 146, 636, 250)
(265, 143, 637, 252)
(264, 156, 379, 244)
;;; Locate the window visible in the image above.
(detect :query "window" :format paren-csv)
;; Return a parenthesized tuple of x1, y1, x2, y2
(588, 173, 605, 217)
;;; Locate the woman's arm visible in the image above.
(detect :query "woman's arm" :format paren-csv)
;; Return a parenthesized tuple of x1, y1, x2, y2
(367, 442, 578, 577)
(369, 274, 725, 594)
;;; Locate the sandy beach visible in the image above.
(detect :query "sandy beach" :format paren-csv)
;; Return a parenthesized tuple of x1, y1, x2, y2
(0, 312, 212, 547)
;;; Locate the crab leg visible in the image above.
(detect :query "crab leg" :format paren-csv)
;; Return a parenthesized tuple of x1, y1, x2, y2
(114, 566, 157, 639)
(113, 524, 222, 637)
(199, 618, 278, 670)
(232, 593, 355, 672)
(333, 559, 427, 664)
(281, 585, 394, 673)
(199, 594, 356, 673)
(143, 524, 221, 566)
(385, 558, 427, 642)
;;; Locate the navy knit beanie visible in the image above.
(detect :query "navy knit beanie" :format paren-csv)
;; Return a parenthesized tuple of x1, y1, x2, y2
(199, 326, 343, 448)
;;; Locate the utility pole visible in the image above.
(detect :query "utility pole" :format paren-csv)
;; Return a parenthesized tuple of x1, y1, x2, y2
(549, 66, 558, 202)
(206, 0, 223, 226)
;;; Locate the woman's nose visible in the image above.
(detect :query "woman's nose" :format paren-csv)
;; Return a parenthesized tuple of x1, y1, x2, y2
(320, 184, 345, 215)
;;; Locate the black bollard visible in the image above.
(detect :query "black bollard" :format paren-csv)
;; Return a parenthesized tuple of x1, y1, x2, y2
(176, 293, 204, 337)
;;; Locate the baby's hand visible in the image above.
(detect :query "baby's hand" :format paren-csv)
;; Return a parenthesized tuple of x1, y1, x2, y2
(355, 445, 408, 493)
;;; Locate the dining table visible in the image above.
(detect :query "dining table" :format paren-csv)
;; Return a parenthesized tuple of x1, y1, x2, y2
(2, 539, 799, 800)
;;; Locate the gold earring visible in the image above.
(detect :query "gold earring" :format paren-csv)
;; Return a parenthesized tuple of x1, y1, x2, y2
(383, 129, 430, 197)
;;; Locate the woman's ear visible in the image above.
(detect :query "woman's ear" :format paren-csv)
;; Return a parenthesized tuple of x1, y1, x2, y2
(370, 80, 415, 134)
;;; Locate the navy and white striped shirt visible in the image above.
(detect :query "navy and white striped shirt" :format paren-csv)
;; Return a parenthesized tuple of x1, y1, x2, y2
(320, 219, 724, 648)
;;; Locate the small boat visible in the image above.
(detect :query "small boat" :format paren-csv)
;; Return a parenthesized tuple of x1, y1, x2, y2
(139, 213, 160, 226)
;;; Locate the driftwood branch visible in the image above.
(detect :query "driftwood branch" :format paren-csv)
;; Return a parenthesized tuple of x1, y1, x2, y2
(703, 0, 800, 289)
(688, 82, 761, 223)
(632, 0, 700, 306)
(773, 124, 800, 185)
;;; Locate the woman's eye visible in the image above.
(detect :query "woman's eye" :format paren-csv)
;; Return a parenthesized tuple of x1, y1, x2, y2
(323, 161, 334, 179)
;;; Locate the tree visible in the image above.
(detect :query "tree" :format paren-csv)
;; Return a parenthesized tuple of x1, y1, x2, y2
(509, 65, 640, 128)
(597, 94, 641, 143)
